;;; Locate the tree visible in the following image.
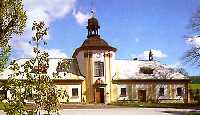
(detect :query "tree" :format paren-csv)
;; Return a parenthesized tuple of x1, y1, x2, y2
(1, 21, 66, 115)
(0, 0, 27, 72)
(0, 0, 26, 45)
(175, 68, 189, 76)
(0, 46, 11, 72)
(191, 8, 200, 32)
(183, 7, 200, 67)
(183, 46, 200, 67)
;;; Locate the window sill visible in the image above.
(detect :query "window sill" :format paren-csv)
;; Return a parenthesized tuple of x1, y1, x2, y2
(71, 96, 79, 99)
(176, 95, 183, 98)
(120, 95, 127, 97)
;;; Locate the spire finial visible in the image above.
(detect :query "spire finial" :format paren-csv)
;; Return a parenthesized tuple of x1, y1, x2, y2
(90, 9, 95, 17)
(90, 0, 96, 17)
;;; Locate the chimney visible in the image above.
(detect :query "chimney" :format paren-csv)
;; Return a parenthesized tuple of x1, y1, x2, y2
(149, 49, 153, 61)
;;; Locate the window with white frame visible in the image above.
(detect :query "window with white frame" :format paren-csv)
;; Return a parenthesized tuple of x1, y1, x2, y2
(94, 61, 104, 77)
(72, 88, 78, 97)
(120, 88, 127, 97)
(177, 87, 182, 96)
(159, 87, 164, 96)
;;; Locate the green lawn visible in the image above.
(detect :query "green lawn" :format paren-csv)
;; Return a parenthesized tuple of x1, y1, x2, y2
(189, 83, 200, 89)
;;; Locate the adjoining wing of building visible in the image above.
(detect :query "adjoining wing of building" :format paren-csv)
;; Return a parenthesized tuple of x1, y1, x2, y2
(0, 16, 190, 104)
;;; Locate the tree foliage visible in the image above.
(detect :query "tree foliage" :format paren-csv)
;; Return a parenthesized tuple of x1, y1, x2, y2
(183, 7, 200, 67)
(0, 21, 67, 115)
(0, 46, 11, 72)
(183, 46, 200, 67)
(0, 0, 26, 45)
(191, 8, 200, 32)
(0, 0, 27, 72)
(175, 68, 189, 76)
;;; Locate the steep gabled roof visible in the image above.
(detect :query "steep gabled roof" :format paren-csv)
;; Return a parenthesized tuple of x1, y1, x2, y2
(113, 60, 190, 81)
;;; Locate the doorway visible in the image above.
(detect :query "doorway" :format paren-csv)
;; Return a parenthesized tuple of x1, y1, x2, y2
(138, 90, 146, 102)
(95, 88, 104, 103)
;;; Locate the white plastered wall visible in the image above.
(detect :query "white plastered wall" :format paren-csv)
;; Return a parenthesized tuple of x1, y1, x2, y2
(56, 84, 81, 102)
(117, 84, 128, 100)
(174, 84, 185, 100)
(76, 51, 85, 76)
(156, 84, 168, 99)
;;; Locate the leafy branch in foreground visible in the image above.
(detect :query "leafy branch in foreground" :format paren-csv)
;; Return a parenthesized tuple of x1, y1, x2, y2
(0, 21, 66, 115)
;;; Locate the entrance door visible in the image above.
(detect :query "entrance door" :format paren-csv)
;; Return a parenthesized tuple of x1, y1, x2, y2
(138, 90, 146, 102)
(100, 88, 104, 103)
(95, 88, 104, 103)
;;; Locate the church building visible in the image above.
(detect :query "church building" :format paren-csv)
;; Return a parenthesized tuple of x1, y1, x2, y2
(0, 16, 190, 104)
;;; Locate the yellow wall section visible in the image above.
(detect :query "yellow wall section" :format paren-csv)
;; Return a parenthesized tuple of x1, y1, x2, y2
(104, 51, 111, 103)
(84, 52, 94, 103)
(128, 84, 133, 100)
(111, 84, 118, 102)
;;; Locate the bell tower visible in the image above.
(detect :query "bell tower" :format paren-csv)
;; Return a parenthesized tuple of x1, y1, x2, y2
(73, 12, 117, 104)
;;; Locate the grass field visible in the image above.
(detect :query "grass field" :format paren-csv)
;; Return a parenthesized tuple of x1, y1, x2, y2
(189, 83, 200, 89)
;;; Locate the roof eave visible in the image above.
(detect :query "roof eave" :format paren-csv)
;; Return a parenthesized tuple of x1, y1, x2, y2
(72, 46, 117, 58)
(112, 79, 191, 82)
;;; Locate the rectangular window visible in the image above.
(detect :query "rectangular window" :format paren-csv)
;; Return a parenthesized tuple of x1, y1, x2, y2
(0, 90, 7, 99)
(177, 88, 182, 96)
(72, 88, 78, 97)
(159, 88, 164, 96)
(120, 88, 127, 97)
(31, 66, 47, 73)
(94, 61, 104, 77)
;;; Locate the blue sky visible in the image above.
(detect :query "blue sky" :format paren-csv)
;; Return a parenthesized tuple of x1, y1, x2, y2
(12, 0, 200, 75)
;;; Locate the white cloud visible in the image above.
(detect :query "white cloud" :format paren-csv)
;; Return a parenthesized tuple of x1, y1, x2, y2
(138, 49, 168, 60)
(11, 41, 68, 59)
(24, 0, 76, 25)
(186, 35, 200, 47)
(73, 10, 90, 25)
(11, 0, 76, 59)
(47, 49, 67, 58)
(12, 41, 35, 58)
